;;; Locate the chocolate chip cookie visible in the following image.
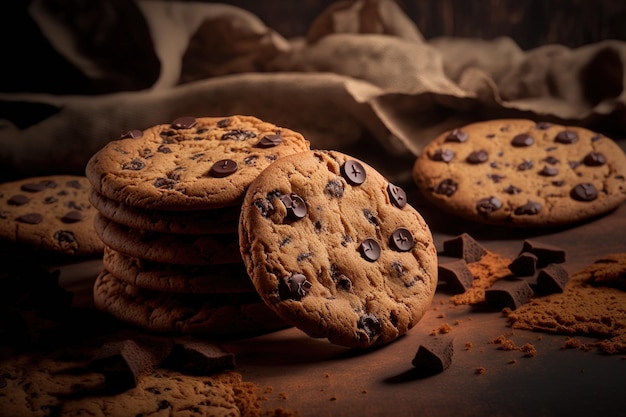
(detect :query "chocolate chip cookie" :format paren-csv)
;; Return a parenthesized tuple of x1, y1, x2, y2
(85, 115, 310, 211)
(0, 175, 104, 257)
(412, 119, 626, 227)
(239, 150, 438, 348)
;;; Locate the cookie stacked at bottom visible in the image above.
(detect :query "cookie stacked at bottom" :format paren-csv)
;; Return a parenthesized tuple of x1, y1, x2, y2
(85, 115, 311, 337)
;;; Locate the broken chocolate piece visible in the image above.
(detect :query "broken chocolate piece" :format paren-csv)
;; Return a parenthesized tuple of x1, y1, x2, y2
(536, 263, 569, 294)
(412, 336, 454, 374)
(442, 233, 487, 263)
(485, 279, 534, 310)
(520, 240, 566, 268)
(508, 252, 538, 277)
(438, 259, 473, 293)
(164, 340, 235, 375)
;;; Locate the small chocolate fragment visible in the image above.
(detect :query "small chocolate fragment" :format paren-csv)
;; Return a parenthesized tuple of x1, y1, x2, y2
(508, 252, 538, 276)
(444, 129, 468, 143)
(442, 233, 487, 263)
(341, 160, 366, 185)
(210, 159, 238, 177)
(536, 263, 569, 294)
(279, 194, 307, 220)
(555, 130, 578, 144)
(282, 273, 312, 300)
(476, 196, 502, 215)
(520, 240, 566, 268)
(514, 200, 541, 216)
(222, 129, 256, 141)
(570, 183, 598, 202)
(517, 160, 534, 171)
(434, 179, 458, 196)
(466, 150, 488, 164)
(387, 183, 407, 208)
(438, 259, 473, 293)
(359, 238, 381, 262)
(119, 129, 143, 139)
(164, 340, 235, 375)
(171, 116, 197, 129)
(511, 134, 534, 147)
(121, 158, 145, 171)
(430, 149, 454, 162)
(504, 185, 521, 195)
(16, 213, 43, 224)
(412, 336, 454, 374)
(538, 166, 558, 176)
(258, 133, 282, 148)
(390, 228, 414, 252)
(484, 279, 534, 310)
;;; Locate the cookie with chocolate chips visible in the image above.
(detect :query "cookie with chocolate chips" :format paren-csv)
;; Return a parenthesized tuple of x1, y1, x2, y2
(85, 115, 310, 211)
(239, 150, 438, 348)
(0, 175, 104, 257)
(412, 119, 626, 227)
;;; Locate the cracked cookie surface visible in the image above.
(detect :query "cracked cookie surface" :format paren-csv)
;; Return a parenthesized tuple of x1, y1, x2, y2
(239, 150, 438, 348)
(412, 119, 626, 227)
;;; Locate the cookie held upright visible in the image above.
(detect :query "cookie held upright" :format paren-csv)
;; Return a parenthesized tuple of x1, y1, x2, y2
(239, 150, 438, 348)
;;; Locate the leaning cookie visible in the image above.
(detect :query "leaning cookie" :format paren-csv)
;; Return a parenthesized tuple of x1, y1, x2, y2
(412, 119, 626, 227)
(85, 115, 310, 211)
(239, 150, 438, 348)
(0, 175, 104, 257)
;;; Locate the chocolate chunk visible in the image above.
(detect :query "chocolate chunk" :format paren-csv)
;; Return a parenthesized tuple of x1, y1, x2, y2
(412, 336, 454, 374)
(538, 166, 559, 176)
(511, 134, 534, 147)
(430, 149, 454, 162)
(570, 183, 598, 201)
(517, 159, 534, 171)
(476, 196, 502, 215)
(16, 213, 43, 224)
(121, 158, 145, 170)
(164, 340, 235, 375)
(535, 122, 552, 130)
(504, 185, 521, 194)
(66, 180, 82, 189)
(582, 152, 606, 166)
(434, 179, 457, 196)
(508, 252, 538, 276)
(20, 182, 48, 192)
(466, 150, 488, 164)
(61, 211, 82, 224)
(171, 116, 197, 129)
(325, 179, 344, 198)
(341, 160, 366, 185)
(444, 129, 468, 143)
(387, 183, 407, 208)
(536, 263, 570, 294)
(359, 238, 381, 262)
(157, 145, 171, 153)
(279, 194, 307, 220)
(442, 233, 487, 263)
(520, 240, 566, 268)
(43, 196, 58, 204)
(8, 195, 29, 206)
(258, 133, 282, 147)
(221, 129, 256, 141)
(544, 156, 560, 165)
(438, 259, 473, 293)
(154, 177, 177, 189)
(357, 313, 382, 340)
(217, 118, 231, 128)
(54, 230, 76, 243)
(390, 228, 414, 252)
(210, 159, 238, 177)
(282, 273, 312, 300)
(488, 174, 505, 183)
(514, 200, 541, 215)
(484, 279, 534, 310)
(555, 130, 578, 144)
(119, 129, 143, 139)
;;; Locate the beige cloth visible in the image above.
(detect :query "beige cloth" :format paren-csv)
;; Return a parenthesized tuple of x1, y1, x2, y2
(1, 0, 625, 179)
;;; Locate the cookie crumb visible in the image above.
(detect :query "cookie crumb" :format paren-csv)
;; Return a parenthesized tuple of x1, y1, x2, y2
(475, 367, 486, 375)
(464, 342, 473, 351)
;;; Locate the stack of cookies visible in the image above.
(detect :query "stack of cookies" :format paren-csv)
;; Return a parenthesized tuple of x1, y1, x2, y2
(85, 115, 310, 337)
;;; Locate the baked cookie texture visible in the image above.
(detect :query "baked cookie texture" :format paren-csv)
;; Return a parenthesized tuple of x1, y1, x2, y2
(239, 150, 438, 348)
(85, 115, 311, 210)
(412, 119, 626, 227)
(0, 175, 104, 257)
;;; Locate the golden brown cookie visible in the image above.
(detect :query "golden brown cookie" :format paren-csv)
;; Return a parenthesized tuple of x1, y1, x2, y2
(412, 119, 626, 227)
(239, 150, 438, 348)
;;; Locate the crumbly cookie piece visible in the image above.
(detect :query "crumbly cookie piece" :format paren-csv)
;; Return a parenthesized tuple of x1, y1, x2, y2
(93, 214, 242, 265)
(85, 115, 310, 211)
(0, 175, 104, 257)
(89, 190, 239, 234)
(103, 246, 256, 294)
(239, 150, 438, 348)
(93, 271, 290, 337)
(413, 119, 626, 227)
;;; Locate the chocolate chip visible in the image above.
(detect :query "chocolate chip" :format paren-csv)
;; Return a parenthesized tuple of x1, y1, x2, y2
(210, 159, 238, 177)
(341, 160, 366, 185)
(325, 179, 344, 198)
(8, 195, 29, 206)
(570, 183, 598, 202)
(434, 179, 457, 196)
(121, 158, 145, 170)
(362, 209, 380, 226)
(442, 233, 487, 263)
(535, 122, 552, 130)
(412, 336, 454, 374)
(154, 177, 177, 189)
(359, 238, 381, 262)
(336, 274, 353, 292)
(444, 129, 468, 143)
(119, 129, 143, 139)
(17, 213, 43, 224)
(504, 185, 521, 195)
(552, 180, 564, 186)
(390, 228, 414, 252)
(387, 183, 407, 208)
(61, 211, 82, 223)
(476, 196, 502, 215)
(438, 259, 473, 293)
(508, 252, 538, 276)
(221, 129, 256, 141)
(217, 118, 231, 128)
(517, 159, 534, 171)
(511, 134, 534, 147)
(538, 166, 558, 176)
(514, 200, 541, 215)
(54, 230, 76, 243)
(485, 279, 534, 310)
(257, 133, 282, 148)
(282, 273, 312, 300)
(279, 194, 307, 220)
(520, 240, 566, 267)
(357, 313, 382, 340)
(157, 145, 171, 153)
(583, 152, 606, 166)
(171, 116, 197, 129)
(20, 182, 48, 192)
(544, 156, 560, 165)
(536, 264, 569, 294)
(555, 130, 578, 144)
(488, 174, 505, 183)
(466, 150, 488, 164)
(430, 148, 455, 162)
(43, 196, 58, 204)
